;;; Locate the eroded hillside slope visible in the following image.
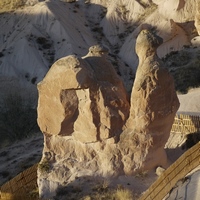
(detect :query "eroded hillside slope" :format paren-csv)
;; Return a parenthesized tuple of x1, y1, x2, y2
(0, 0, 199, 94)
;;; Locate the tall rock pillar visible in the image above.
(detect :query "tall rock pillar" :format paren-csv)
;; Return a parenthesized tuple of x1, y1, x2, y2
(119, 29, 180, 173)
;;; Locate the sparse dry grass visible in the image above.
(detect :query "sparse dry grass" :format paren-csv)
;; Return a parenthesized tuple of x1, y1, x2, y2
(81, 182, 139, 200)
(136, 2, 158, 23)
(81, 188, 137, 200)
(116, 3, 129, 21)
(114, 188, 136, 200)
(135, 170, 148, 179)
(29, 186, 39, 199)
(0, 0, 25, 13)
(56, 180, 138, 200)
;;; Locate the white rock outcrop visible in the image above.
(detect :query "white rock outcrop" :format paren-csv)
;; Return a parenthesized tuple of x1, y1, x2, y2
(0, 0, 199, 86)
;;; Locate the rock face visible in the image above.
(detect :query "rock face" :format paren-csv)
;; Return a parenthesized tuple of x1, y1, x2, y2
(37, 45, 130, 198)
(37, 45, 129, 143)
(120, 30, 180, 173)
(37, 34, 179, 198)
(195, 0, 200, 35)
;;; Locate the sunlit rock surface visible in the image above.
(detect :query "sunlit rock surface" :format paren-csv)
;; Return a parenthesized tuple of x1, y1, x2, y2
(120, 30, 180, 173)
(37, 31, 179, 198)
(37, 45, 130, 198)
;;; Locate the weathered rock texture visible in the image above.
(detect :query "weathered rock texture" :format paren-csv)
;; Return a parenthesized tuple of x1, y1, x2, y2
(195, 0, 200, 35)
(37, 33, 179, 198)
(120, 30, 180, 173)
(37, 45, 130, 198)
(37, 45, 129, 143)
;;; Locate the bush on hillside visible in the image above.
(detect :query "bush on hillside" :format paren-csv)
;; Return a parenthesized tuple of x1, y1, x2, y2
(170, 60, 200, 93)
(0, 92, 39, 146)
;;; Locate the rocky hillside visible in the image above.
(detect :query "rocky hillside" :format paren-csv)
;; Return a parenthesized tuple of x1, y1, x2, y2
(1, 1, 200, 199)
(0, 0, 199, 97)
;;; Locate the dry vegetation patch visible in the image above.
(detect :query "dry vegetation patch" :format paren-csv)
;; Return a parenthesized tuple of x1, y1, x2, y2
(0, 92, 39, 147)
(55, 182, 138, 200)
(81, 188, 137, 200)
(0, 0, 25, 13)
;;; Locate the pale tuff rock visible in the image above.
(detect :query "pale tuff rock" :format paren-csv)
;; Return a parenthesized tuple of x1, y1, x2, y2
(37, 45, 130, 198)
(83, 44, 109, 57)
(25, 0, 41, 6)
(195, 0, 200, 35)
(37, 47, 129, 142)
(156, 166, 165, 176)
(1, 0, 199, 85)
(157, 19, 194, 58)
(37, 36, 179, 198)
(88, 44, 109, 54)
(120, 29, 180, 172)
(191, 36, 200, 47)
(157, 0, 196, 22)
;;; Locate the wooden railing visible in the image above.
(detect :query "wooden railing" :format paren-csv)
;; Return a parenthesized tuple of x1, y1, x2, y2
(0, 164, 38, 200)
(171, 114, 200, 134)
(139, 141, 200, 200)
(140, 113, 200, 200)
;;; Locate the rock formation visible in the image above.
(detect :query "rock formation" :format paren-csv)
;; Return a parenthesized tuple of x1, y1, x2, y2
(37, 45, 129, 143)
(37, 45, 130, 198)
(37, 31, 179, 198)
(119, 29, 180, 173)
(195, 0, 200, 35)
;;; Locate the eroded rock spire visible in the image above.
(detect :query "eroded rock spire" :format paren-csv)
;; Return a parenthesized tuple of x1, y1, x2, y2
(37, 35, 179, 198)
(120, 29, 180, 172)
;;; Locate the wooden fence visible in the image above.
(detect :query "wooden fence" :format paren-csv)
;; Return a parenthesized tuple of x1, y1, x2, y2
(171, 114, 200, 134)
(139, 141, 200, 200)
(0, 164, 38, 200)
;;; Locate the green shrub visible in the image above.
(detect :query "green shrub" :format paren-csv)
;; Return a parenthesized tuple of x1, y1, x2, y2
(171, 60, 200, 93)
(0, 93, 39, 145)
(163, 49, 200, 93)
